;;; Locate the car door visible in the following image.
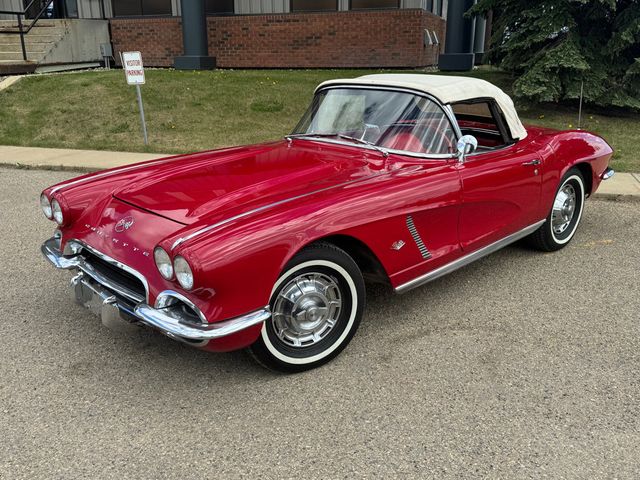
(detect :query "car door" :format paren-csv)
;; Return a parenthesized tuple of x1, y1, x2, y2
(365, 96, 464, 288)
(457, 144, 542, 251)
(449, 99, 543, 252)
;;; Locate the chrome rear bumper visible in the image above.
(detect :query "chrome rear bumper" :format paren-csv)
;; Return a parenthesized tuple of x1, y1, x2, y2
(601, 167, 615, 180)
(41, 237, 270, 343)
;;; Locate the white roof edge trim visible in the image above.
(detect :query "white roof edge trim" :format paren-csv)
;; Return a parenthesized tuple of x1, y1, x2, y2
(315, 73, 528, 141)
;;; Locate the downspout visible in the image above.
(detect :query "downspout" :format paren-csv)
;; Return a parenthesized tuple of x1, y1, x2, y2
(174, 0, 215, 70)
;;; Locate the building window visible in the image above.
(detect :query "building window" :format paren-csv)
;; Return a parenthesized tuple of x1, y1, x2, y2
(350, 0, 400, 9)
(206, 0, 234, 14)
(112, 0, 172, 16)
(290, 0, 338, 12)
(435, 0, 443, 16)
(63, 0, 79, 18)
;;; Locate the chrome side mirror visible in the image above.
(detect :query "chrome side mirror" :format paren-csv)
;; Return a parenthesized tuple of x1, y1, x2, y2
(456, 135, 478, 162)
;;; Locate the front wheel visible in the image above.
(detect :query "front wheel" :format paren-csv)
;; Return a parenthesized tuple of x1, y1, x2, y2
(248, 242, 365, 373)
(528, 168, 586, 251)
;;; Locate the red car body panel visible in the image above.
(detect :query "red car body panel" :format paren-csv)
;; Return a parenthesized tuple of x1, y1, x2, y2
(42, 123, 613, 353)
(113, 142, 380, 225)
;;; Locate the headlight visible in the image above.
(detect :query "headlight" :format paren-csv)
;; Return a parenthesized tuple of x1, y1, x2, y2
(40, 194, 52, 219)
(51, 199, 64, 225)
(154, 247, 174, 280)
(174, 256, 194, 290)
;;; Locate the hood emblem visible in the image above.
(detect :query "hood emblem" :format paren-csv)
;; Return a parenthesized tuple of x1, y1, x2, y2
(115, 216, 134, 232)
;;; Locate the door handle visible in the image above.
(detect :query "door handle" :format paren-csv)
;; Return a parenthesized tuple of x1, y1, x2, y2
(522, 159, 541, 166)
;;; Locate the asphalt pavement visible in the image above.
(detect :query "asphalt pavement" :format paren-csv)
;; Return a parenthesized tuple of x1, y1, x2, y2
(1, 167, 639, 479)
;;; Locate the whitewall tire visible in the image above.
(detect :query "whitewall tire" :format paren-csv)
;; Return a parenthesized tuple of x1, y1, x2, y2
(528, 168, 586, 251)
(248, 242, 365, 372)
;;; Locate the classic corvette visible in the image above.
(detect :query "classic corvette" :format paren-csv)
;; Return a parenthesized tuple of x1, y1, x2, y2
(40, 74, 614, 372)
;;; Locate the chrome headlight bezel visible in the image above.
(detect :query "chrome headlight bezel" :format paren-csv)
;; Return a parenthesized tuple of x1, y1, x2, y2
(51, 199, 64, 225)
(174, 255, 194, 290)
(154, 247, 174, 280)
(40, 194, 52, 219)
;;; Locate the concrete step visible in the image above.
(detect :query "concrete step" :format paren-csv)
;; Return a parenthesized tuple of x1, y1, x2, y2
(0, 20, 94, 68)
(0, 34, 63, 44)
(0, 42, 54, 52)
(0, 24, 64, 63)
(0, 21, 66, 29)
(0, 19, 68, 26)
(0, 24, 66, 31)
(0, 29, 67, 40)
(0, 51, 46, 61)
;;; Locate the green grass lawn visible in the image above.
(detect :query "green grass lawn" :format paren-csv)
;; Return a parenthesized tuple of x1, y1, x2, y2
(1, 68, 638, 172)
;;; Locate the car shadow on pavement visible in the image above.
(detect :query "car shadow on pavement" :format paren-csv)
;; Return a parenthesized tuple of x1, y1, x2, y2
(46, 241, 540, 383)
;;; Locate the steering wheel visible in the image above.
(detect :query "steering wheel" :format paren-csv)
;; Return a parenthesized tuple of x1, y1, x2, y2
(378, 123, 455, 154)
(422, 124, 455, 154)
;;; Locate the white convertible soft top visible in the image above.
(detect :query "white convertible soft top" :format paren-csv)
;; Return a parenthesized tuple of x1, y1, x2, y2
(316, 73, 528, 140)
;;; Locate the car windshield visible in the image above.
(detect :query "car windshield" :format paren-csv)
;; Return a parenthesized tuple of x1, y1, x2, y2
(292, 88, 457, 155)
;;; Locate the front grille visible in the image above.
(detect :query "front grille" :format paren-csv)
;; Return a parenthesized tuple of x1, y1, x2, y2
(81, 250, 147, 302)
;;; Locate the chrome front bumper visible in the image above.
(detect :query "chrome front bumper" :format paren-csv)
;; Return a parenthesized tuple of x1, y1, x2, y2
(41, 237, 270, 343)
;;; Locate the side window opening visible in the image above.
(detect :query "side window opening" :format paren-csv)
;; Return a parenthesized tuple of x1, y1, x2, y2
(451, 100, 510, 150)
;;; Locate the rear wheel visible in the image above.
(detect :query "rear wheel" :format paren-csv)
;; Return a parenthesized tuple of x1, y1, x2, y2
(248, 242, 365, 373)
(528, 168, 585, 251)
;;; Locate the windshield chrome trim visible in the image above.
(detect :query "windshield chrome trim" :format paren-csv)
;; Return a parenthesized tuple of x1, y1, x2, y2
(170, 168, 400, 251)
(286, 136, 457, 161)
(285, 134, 390, 157)
(291, 84, 462, 159)
(444, 104, 463, 139)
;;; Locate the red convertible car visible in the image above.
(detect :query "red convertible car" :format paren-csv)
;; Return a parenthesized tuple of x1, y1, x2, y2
(41, 74, 614, 372)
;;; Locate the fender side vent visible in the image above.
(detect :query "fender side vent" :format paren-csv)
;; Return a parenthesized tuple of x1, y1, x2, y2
(406, 215, 432, 260)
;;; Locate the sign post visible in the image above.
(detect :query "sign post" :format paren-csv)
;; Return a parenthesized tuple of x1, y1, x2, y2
(121, 51, 148, 145)
(135, 84, 148, 145)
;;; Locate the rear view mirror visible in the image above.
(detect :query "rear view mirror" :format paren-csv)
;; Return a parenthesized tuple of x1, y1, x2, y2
(456, 135, 478, 162)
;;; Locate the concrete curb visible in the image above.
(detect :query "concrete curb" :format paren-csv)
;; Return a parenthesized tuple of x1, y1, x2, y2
(592, 192, 640, 203)
(0, 162, 98, 174)
(592, 172, 640, 202)
(0, 75, 24, 92)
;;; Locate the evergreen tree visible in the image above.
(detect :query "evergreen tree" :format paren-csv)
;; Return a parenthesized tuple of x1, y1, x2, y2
(469, 0, 640, 109)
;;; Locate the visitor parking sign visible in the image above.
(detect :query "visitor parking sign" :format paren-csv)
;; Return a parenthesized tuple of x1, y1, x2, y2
(122, 51, 145, 85)
(120, 51, 148, 145)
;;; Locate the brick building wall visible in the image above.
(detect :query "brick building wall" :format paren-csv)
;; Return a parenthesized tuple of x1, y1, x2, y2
(110, 9, 445, 69)
(111, 18, 183, 67)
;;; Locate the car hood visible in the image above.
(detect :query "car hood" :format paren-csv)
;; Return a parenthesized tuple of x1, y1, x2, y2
(113, 140, 381, 225)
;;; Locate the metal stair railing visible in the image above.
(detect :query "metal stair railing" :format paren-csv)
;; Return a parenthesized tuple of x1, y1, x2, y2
(0, 0, 57, 62)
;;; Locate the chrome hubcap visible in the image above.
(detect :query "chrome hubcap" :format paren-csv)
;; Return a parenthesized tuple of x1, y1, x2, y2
(272, 273, 342, 348)
(552, 184, 577, 235)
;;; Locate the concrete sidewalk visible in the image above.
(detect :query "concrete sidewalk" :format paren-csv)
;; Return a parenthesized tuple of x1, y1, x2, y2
(1, 145, 638, 200)
(0, 145, 169, 172)
(595, 172, 640, 201)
